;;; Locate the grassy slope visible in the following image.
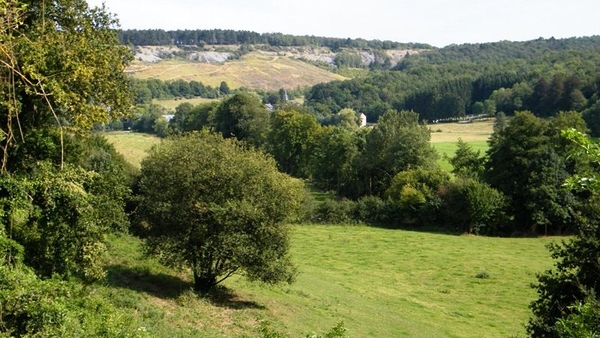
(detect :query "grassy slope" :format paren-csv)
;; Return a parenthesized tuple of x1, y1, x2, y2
(103, 132, 161, 168)
(152, 97, 217, 111)
(99, 226, 558, 337)
(100, 126, 558, 337)
(127, 53, 347, 91)
(429, 120, 494, 171)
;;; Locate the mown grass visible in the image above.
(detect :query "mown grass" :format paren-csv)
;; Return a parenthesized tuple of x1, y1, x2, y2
(97, 226, 559, 337)
(100, 122, 557, 337)
(433, 141, 490, 172)
(103, 132, 161, 168)
(153, 97, 218, 111)
(127, 53, 347, 91)
(429, 120, 494, 143)
(430, 121, 494, 171)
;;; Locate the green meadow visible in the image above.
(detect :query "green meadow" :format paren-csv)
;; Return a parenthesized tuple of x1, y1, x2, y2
(97, 121, 561, 337)
(103, 132, 161, 168)
(430, 121, 493, 171)
(98, 226, 559, 337)
(153, 97, 217, 111)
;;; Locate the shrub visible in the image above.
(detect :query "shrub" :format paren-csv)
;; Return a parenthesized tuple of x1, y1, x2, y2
(312, 199, 358, 224)
(474, 270, 490, 279)
(438, 178, 507, 235)
(355, 195, 386, 224)
(385, 168, 450, 227)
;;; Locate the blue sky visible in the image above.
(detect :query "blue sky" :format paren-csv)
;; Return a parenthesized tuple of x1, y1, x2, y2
(87, 0, 600, 47)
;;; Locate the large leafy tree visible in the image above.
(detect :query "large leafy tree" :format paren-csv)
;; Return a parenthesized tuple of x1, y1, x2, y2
(362, 110, 437, 197)
(528, 129, 600, 337)
(0, 0, 133, 279)
(137, 132, 304, 294)
(484, 111, 579, 234)
(310, 126, 361, 194)
(1, 0, 132, 169)
(268, 108, 322, 177)
(0, 1, 137, 335)
(212, 92, 270, 148)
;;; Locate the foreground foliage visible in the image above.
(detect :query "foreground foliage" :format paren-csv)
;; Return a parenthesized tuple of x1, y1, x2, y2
(528, 129, 600, 337)
(0, 0, 138, 335)
(0, 231, 146, 337)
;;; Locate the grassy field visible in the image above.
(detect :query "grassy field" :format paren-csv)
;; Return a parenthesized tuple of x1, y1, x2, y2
(101, 119, 496, 172)
(127, 53, 347, 91)
(103, 132, 161, 168)
(429, 120, 494, 143)
(153, 97, 217, 111)
(98, 225, 559, 337)
(99, 123, 558, 337)
(429, 120, 494, 171)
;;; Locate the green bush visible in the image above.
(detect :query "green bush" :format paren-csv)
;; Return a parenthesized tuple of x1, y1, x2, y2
(438, 178, 507, 235)
(312, 199, 358, 224)
(555, 295, 600, 337)
(355, 195, 386, 224)
(385, 168, 450, 227)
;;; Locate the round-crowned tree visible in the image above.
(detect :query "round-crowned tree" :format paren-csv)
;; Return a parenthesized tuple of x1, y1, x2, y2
(137, 131, 305, 294)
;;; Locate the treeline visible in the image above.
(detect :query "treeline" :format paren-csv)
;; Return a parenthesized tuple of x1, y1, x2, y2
(118, 29, 431, 50)
(130, 78, 228, 103)
(304, 37, 600, 136)
(162, 93, 598, 239)
(399, 36, 600, 65)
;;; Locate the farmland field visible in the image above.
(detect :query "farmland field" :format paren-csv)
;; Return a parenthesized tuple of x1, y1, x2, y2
(103, 132, 161, 168)
(100, 225, 559, 337)
(100, 123, 558, 337)
(153, 97, 217, 111)
(430, 121, 494, 171)
(429, 120, 494, 143)
(127, 53, 347, 91)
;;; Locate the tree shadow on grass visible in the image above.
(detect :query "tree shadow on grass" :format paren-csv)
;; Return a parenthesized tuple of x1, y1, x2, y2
(365, 221, 462, 236)
(207, 285, 266, 310)
(105, 264, 192, 299)
(104, 264, 265, 310)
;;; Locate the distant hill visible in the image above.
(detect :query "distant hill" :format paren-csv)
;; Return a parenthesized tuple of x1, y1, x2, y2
(125, 39, 429, 91)
(120, 29, 436, 91)
(126, 49, 349, 91)
(303, 35, 600, 127)
(119, 28, 431, 50)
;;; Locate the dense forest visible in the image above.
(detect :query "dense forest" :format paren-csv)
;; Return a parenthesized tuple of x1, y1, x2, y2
(304, 36, 600, 134)
(119, 28, 431, 50)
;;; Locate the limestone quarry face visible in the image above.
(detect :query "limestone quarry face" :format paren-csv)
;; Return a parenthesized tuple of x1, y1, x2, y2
(186, 51, 232, 63)
(132, 45, 424, 67)
(134, 46, 232, 63)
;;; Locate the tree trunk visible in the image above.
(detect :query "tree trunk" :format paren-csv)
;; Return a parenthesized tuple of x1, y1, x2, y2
(193, 272, 216, 294)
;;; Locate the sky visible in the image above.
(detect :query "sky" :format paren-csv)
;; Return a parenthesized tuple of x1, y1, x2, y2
(86, 0, 600, 47)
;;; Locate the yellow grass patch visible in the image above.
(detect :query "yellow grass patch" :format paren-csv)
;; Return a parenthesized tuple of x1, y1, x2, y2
(103, 132, 161, 168)
(153, 97, 217, 111)
(127, 53, 347, 91)
(429, 120, 494, 143)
